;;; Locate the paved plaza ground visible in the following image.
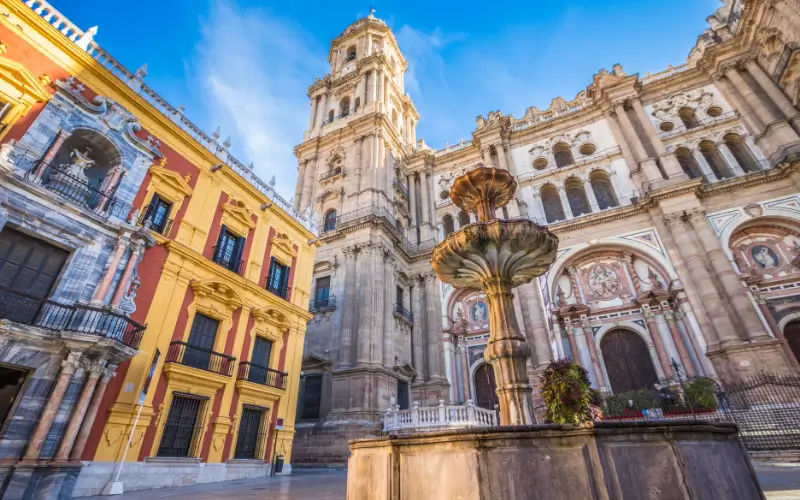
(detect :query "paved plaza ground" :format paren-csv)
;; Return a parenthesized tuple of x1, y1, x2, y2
(84, 462, 800, 499)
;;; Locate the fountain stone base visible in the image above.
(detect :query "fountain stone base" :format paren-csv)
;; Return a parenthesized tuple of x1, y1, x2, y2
(346, 421, 763, 500)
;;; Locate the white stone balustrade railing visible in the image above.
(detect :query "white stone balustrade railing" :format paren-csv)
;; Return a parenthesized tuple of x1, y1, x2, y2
(383, 400, 497, 432)
(22, 0, 316, 234)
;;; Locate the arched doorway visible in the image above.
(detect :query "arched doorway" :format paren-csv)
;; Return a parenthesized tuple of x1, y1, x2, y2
(474, 362, 498, 410)
(600, 329, 658, 393)
(784, 320, 800, 365)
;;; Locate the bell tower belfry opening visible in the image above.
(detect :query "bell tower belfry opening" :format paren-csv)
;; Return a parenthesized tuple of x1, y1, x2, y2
(292, 12, 447, 467)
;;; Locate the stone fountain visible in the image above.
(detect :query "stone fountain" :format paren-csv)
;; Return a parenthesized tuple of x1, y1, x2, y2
(346, 166, 764, 500)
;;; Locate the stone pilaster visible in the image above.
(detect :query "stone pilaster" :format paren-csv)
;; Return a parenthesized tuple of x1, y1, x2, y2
(339, 246, 358, 368)
(411, 276, 425, 379)
(643, 309, 674, 378)
(663, 308, 696, 377)
(580, 319, 606, 389)
(70, 364, 116, 461)
(424, 272, 444, 381)
(630, 98, 686, 180)
(55, 359, 107, 460)
(33, 129, 71, 179)
(356, 245, 376, 366)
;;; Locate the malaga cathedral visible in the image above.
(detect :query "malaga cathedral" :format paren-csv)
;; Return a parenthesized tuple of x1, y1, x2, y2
(292, 0, 800, 466)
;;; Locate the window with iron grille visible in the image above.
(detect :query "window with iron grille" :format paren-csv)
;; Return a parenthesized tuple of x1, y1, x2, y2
(265, 257, 290, 299)
(234, 406, 266, 459)
(157, 394, 206, 458)
(315, 276, 330, 307)
(324, 210, 337, 232)
(212, 224, 245, 273)
(0, 227, 69, 324)
(143, 193, 173, 234)
(301, 374, 323, 420)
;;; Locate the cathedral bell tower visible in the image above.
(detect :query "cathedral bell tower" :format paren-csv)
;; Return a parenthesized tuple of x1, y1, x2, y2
(292, 12, 448, 467)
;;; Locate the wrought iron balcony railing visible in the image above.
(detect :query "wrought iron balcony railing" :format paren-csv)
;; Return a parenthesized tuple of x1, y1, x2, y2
(0, 285, 145, 348)
(266, 282, 291, 301)
(320, 167, 346, 182)
(394, 179, 409, 198)
(24, 161, 132, 220)
(394, 303, 414, 324)
(321, 107, 359, 126)
(237, 361, 288, 389)
(165, 341, 235, 376)
(309, 295, 336, 312)
(211, 246, 245, 276)
(136, 204, 174, 236)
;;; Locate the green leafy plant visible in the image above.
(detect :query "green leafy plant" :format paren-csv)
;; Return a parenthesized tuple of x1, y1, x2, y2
(683, 377, 718, 411)
(539, 359, 592, 424)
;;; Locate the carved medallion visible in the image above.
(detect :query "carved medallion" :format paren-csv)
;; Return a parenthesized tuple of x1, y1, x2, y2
(587, 264, 620, 300)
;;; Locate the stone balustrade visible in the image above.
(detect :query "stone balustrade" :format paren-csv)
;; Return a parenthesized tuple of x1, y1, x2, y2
(383, 400, 497, 432)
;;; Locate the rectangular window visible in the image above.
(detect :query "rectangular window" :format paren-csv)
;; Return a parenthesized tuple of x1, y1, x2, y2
(184, 314, 219, 371)
(234, 406, 266, 459)
(397, 380, 410, 410)
(212, 225, 245, 273)
(157, 394, 205, 458)
(396, 286, 404, 308)
(247, 336, 273, 384)
(0, 227, 69, 324)
(265, 257, 290, 299)
(301, 374, 323, 420)
(142, 193, 173, 235)
(315, 276, 331, 307)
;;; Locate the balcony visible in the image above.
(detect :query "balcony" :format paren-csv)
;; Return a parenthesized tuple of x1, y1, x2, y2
(394, 303, 414, 325)
(658, 110, 739, 140)
(0, 285, 145, 348)
(237, 362, 287, 390)
(266, 282, 291, 301)
(137, 204, 173, 236)
(211, 247, 244, 276)
(24, 161, 131, 219)
(322, 107, 359, 126)
(320, 167, 346, 183)
(383, 401, 497, 432)
(165, 341, 235, 376)
(309, 295, 337, 313)
(394, 179, 409, 199)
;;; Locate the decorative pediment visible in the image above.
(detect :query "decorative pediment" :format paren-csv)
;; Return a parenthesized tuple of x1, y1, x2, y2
(251, 306, 289, 345)
(393, 363, 416, 379)
(221, 198, 256, 236)
(302, 352, 332, 369)
(326, 145, 346, 164)
(0, 55, 51, 103)
(271, 233, 297, 263)
(191, 279, 244, 312)
(148, 160, 193, 202)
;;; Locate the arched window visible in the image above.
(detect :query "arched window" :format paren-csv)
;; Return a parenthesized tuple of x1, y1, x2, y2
(340, 97, 351, 117)
(589, 171, 619, 210)
(675, 147, 702, 179)
(330, 156, 343, 175)
(565, 178, 592, 216)
(724, 133, 758, 173)
(327, 110, 334, 124)
(345, 45, 357, 62)
(458, 211, 471, 228)
(699, 140, 731, 179)
(553, 143, 574, 168)
(324, 209, 337, 232)
(442, 214, 455, 236)
(540, 184, 565, 223)
(678, 107, 699, 129)
(354, 97, 361, 109)
(489, 147, 499, 169)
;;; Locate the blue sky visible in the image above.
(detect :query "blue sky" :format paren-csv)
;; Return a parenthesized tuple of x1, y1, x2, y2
(57, 0, 719, 199)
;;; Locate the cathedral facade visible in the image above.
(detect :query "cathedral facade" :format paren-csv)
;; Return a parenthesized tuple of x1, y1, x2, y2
(293, 0, 800, 466)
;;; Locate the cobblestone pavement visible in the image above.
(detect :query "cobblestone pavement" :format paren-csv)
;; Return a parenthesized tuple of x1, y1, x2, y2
(83, 463, 799, 499)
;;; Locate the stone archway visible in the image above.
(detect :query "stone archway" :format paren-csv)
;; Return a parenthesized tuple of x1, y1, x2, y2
(600, 329, 658, 393)
(474, 362, 498, 410)
(784, 320, 800, 365)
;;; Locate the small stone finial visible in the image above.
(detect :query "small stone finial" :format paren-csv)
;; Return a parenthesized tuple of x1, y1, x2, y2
(212, 126, 221, 139)
(223, 136, 231, 149)
(75, 26, 98, 51)
(269, 175, 276, 187)
(39, 73, 52, 86)
(135, 63, 148, 79)
(248, 161, 255, 171)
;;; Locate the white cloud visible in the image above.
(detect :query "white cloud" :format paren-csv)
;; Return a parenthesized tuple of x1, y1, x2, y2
(192, 0, 326, 200)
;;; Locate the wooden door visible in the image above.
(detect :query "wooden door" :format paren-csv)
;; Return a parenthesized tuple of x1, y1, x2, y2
(600, 329, 659, 393)
(474, 363, 498, 410)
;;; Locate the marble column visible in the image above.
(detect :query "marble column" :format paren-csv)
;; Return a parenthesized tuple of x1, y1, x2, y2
(663, 309, 697, 376)
(34, 129, 71, 179)
(662, 213, 731, 345)
(643, 310, 674, 378)
(686, 208, 770, 341)
(23, 352, 82, 460)
(111, 245, 143, 306)
(552, 316, 564, 359)
(459, 339, 470, 402)
(424, 273, 444, 380)
(411, 277, 426, 379)
(565, 322, 580, 362)
(630, 99, 686, 180)
(580, 320, 606, 388)
(356, 246, 376, 366)
(56, 360, 107, 460)
(584, 181, 600, 212)
(70, 364, 116, 461)
(339, 247, 358, 367)
(92, 238, 128, 303)
(745, 59, 800, 124)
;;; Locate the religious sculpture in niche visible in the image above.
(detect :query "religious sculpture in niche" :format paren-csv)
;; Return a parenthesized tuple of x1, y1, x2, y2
(48, 147, 96, 203)
(752, 245, 780, 269)
(586, 264, 620, 300)
(472, 301, 487, 323)
(731, 224, 800, 280)
(461, 294, 490, 332)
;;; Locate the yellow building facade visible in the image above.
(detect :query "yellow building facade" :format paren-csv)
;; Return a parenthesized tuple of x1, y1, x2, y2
(0, 1, 316, 495)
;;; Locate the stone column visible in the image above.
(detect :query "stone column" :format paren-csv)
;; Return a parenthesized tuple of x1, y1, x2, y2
(613, 103, 663, 184)
(630, 99, 686, 180)
(69, 364, 116, 461)
(339, 247, 358, 367)
(56, 360, 107, 460)
(92, 238, 128, 303)
(496, 144, 510, 171)
(459, 339, 470, 402)
(372, 247, 385, 366)
(565, 321, 580, 362)
(584, 181, 600, 212)
(580, 320, 606, 389)
(33, 129, 71, 179)
(111, 244, 143, 306)
(308, 97, 318, 130)
(753, 290, 800, 370)
(383, 253, 396, 368)
(716, 142, 740, 176)
(299, 157, 316, 212)
(558, 188, 574, 218)
(294, 161, 306, 211)
(424, 273, 444, 380)
(354, 136, 363, 193)
(552, 316, 564, 359)
(316, 94, 328, 128)
(356, 245, 376, 366)
(692, 149, 718, 181)
(643, 310, 674, 378)
(663, 309, 696, 377)
(724, 65, 776, 129)
(744, 59, 800, 124)
(662, 213, 731, 345)
(420, 170, 431, 224)
(519, 283, 552, 368)
(604, 110, 641, 185)
(409, 173, 418, 233)
(411, 277, 426, 378)
(23, 352, 82, 461)
(686, 208, 770, 341)
(101, 166, 124, 199)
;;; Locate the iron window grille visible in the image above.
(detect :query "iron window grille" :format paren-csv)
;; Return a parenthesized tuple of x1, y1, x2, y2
(265, 257, 290, 300)
(137, 193, 173, 235)
(157, 393, 207, 458)
(301, 374, 323, 420)
(234, 406, 267, 460)
(212, 225, 246, 275)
